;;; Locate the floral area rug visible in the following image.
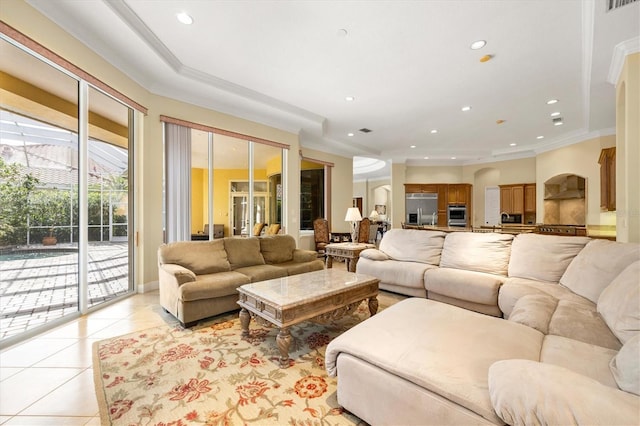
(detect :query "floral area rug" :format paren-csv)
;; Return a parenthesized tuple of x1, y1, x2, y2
(92, 303, 373, 425)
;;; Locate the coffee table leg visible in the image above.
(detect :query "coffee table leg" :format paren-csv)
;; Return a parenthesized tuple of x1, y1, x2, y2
(276, 327, 292, 368)
(326, 255, 333, 269)
(368, 296, 379, 315)
(348, 258, 357, 272)
(239, 308, 251, 338)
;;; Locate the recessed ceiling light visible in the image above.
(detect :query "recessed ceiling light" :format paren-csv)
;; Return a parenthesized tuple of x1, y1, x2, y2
(410, 145, 416, 148)
(337, 28, 348, 37)
(537, 135, 545, 139)
(550, 112, 561, 117)
(451, 157, 457, 160)
(430, 129, 438, 134)
(554, 121, 564, 126)
(510, 143, 517, 146)
(470, 40, 486, 50)
(176, 12, 193, 25)
(347, 132, 354, 137)
(424, 156, 429, 160)
(461, 106, 472, 112)
(496, 119, 505, 125)
(479, 55, 492, 63)
(345, 96, 355, 101)
(546, 99, 559, 105)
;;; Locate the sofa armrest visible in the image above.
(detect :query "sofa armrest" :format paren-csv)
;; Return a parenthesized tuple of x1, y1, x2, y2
(292, 249, 319, 263)
(359, 248, 390, 261)
(489, 359, 640, 426)
(159, 263, 197, 285)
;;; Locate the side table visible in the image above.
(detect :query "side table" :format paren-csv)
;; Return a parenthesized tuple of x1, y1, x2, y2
(325, 242, 376, 272)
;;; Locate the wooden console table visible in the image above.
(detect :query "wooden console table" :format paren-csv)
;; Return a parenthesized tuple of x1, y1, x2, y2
(325, 242, 376, 272)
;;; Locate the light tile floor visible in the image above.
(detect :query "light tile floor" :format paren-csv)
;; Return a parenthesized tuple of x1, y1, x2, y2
(0, 262, 404, 425)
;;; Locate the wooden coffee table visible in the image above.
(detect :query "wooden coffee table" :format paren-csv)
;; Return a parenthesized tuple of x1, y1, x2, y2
(325, 242, 376, 272)
(237, 269, 379, 368)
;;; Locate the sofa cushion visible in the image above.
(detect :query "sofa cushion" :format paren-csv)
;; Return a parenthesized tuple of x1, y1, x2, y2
(488, 360, 640, 426)
(224, 237, 265, 269)
(498, 277, 591, 317)
(234, 264, 287, 282)
(560, 240, 640, 303)
(378, 229, 446, 265)
(326, 298, 544, 425)
(273, 259, 325, 276)
(356, 257, 434, 296)
(548, 299, 621, 350)
(610, 334, 640, 396)
(508, 234, 590, 282)
(425, 268, 505, 306)
(540, 335, 618, 389)
(598, 260, 640, 344)
(259, 234, 295, 264)
(440, 232, 514, 276)
(507, 293, 558, 334)
(179, 271, 251, 302)
(158, 240, 230, 275)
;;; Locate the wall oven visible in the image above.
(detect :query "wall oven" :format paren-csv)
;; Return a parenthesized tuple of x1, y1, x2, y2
(447, 205, 467, 227)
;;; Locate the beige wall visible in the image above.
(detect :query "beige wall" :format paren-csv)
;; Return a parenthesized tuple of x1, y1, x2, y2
(616, 53, 640, 243)
(536, 135, 616, 226)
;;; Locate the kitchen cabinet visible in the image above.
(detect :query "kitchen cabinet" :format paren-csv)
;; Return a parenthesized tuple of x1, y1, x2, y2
(599, 147, 616, 211)
(500, 183, 535, 223)
(448, 184, 471, 205)
(524, 184, 536, 212)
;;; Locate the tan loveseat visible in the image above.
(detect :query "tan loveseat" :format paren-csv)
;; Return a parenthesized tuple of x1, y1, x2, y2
(326, 230, 639, 425)
(158, 234, 324, 327)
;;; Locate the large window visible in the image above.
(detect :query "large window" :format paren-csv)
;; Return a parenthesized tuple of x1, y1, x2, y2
(163, 119, 287, 241)
(0, 33, 137, 346)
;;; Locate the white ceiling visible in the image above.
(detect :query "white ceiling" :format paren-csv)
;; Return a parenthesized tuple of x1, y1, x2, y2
(27, 0, 640, 179)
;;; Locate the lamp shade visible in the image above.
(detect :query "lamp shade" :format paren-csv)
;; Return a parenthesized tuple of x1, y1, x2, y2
(370, 210, 379, 220)
(345, 207, 362, 222)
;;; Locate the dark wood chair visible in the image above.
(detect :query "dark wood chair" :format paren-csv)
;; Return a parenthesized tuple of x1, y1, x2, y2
(357, 218, 371, 243)
(313, 218, 330, 255)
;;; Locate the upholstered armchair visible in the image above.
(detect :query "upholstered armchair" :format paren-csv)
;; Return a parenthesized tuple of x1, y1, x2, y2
(313, 218, 330, 255)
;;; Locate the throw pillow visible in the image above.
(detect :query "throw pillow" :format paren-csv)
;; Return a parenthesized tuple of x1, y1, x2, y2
(597, 260, 640, 344)
(610, 334, 640, 396)
(561, 239, 640, 303)
(359, 249, 390, 261)
(224, 237, 265, 269)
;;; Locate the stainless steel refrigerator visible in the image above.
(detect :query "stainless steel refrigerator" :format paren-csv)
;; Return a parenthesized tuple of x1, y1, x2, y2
(405, 193, 438, 225)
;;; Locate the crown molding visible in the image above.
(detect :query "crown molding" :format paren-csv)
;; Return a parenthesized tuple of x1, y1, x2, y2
(607, 36, 640, 84)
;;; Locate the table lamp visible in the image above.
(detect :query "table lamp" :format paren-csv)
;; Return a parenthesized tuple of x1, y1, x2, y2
(345, 207, 362, 243)
(369, 210, 379, 222)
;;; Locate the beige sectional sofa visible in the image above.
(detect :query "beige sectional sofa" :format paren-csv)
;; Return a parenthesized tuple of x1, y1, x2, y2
(158, 234, 324, 327)
(326, 230, 639, 425)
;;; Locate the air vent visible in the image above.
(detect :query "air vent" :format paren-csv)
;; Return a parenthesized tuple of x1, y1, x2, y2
(359, 128, 372, 133)
(607, 0, 638, 11)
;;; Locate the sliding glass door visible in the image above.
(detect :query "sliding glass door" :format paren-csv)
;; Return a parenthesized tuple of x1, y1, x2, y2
(0, 37, 135, 345)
